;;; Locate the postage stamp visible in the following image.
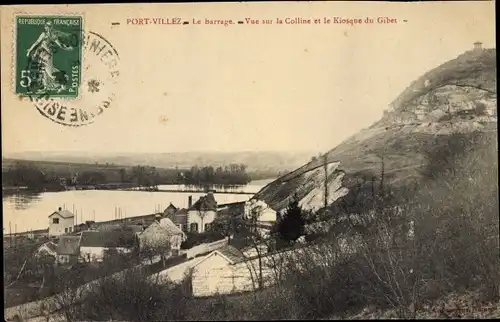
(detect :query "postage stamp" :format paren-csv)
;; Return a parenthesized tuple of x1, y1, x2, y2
(13, 14, 120, 127)
(15, 15, 83, 98)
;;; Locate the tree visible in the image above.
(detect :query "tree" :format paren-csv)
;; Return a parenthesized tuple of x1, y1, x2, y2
(118, 168, 127, 183)
(139, 239, 171, 269)
(272, 196, 306, 248)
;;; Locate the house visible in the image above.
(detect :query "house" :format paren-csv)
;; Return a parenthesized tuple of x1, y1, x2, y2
(163, 203, 178, 217)
(187, 191, 218, 233)
(190, 245, 299, 297)
(165, 207, 189, 233)
(79, 230, 137, 263)
(56, 235, 81, 266)
(244, 199, 277, 222)
(217, 201, 246, 219)
(137, 215, 187, 256)
(34, 241, 58, 259)
(244, 199, 277, 227)
(48, 207, 75, 237)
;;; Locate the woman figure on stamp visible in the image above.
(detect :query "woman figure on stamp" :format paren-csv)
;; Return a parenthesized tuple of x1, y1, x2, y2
(26, 21, 74, 94)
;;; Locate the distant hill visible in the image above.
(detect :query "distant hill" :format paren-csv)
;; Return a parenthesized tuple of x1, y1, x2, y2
(254, 46, 497, 212)
(3, 151, 316, 175)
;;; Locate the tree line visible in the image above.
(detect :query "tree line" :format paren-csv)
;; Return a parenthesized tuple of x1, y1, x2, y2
(2, 161, 254, 191)
(179, 164, 252, 186)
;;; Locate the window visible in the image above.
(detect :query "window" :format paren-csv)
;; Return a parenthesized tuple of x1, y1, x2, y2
(65, 228, 68, 233)
(53, 218, 59, 224)
(177, 224, 182, 231)
(190, 223, 199, 233)
(204, 223, 210, 232)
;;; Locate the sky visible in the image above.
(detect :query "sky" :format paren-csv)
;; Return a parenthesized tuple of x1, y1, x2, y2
(1, 1, 496, 155)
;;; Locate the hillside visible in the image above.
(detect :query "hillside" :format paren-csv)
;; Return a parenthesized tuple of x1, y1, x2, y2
(254, 46, 497, 212)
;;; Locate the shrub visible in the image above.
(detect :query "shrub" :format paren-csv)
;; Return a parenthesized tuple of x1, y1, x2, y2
(180, 231, 225, 249)
(78, 267, 191, 321)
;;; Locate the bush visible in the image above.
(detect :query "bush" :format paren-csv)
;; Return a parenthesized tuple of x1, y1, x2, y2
(77, 267, 191, 321)
(180, 231, 225, 249)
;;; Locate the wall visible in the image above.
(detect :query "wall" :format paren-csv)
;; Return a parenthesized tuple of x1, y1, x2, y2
(191, 252, 287, 297)
(192, 253, 233, 297)
(259, 208, 277, 222)
(79, 247, 132, 262)
(48, 215, 74, 237)
(187, 210, 217, 233)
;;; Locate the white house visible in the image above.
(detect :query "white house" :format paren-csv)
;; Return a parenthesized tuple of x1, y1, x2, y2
(244, 199, 277, 223)
(187, 191, 218, 233)
(79, 230, 136, 263)
(48, 207, 75, 237)
(137, 216, 187, 256)
(190, 245, 301, 297)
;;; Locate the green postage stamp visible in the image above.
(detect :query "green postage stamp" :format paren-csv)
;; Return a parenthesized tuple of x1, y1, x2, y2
(15, 15, 83, 98)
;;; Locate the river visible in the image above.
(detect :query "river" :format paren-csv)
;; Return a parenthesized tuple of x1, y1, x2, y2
(2, 179, 274, 234)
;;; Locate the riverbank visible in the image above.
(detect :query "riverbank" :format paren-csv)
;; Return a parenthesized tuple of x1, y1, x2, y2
(3, 184, 260, 194)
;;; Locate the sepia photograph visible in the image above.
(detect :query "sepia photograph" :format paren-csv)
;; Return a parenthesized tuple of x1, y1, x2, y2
(1, 1, 498, 321)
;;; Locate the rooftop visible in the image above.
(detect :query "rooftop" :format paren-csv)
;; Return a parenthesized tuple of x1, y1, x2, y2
(37, 241, 58, 255)
(164, 203, 178, 214)
(155, 217, 185, 236)
(80, 230, 137, 248)
(175, 208, 188, 215)
(56, 236, 81, 255)
(98, 224, 144, 234)
(189, 194, 217, 211)
(48, 209, 75, 219)
(215, 245, 246, 264)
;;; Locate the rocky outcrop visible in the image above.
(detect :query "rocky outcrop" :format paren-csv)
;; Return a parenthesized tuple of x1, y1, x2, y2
(254, 48, 497, 213)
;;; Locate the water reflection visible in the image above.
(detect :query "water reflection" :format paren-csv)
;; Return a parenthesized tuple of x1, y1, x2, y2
(2, 179, 275, 233)
(2, 191, 42, 210)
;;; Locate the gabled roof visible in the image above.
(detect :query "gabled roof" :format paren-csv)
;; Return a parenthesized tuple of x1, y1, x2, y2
(36, 241, 58, 256)
(48, 210, 75, 219)
(144, 217, 186, 237)
(44, 241, 58, 253)
(194, 245, 246, 267)
(80, 230, 136, 248)
(56, 236, 81, 255)
(174, 208, 188, 215)
(189, 194, 217, 211)
(165, 203, 178, 210)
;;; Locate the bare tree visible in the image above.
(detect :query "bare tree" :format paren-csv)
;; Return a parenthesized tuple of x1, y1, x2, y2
(139, 241, 171, 269)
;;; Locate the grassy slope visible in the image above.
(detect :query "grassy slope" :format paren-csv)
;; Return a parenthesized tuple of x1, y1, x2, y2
(255, 48, 497, 211)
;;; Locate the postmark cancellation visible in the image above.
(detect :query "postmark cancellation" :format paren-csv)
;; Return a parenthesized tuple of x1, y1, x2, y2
(13, 13, 120, 127)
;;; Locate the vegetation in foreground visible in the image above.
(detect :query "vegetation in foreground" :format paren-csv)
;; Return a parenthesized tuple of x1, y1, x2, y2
(29, 130, 497, 321)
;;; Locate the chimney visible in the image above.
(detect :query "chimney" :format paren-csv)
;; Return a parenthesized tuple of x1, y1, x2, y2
(188, 195, 193, 208)
(155, 214, 161, 223)
(473, 41, 483, 51)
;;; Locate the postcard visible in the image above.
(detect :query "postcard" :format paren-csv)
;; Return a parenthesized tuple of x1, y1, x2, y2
(1, 2, 497, 321)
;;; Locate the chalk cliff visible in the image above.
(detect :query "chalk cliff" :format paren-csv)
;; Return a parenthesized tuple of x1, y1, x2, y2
(254, 47, 497, 213)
